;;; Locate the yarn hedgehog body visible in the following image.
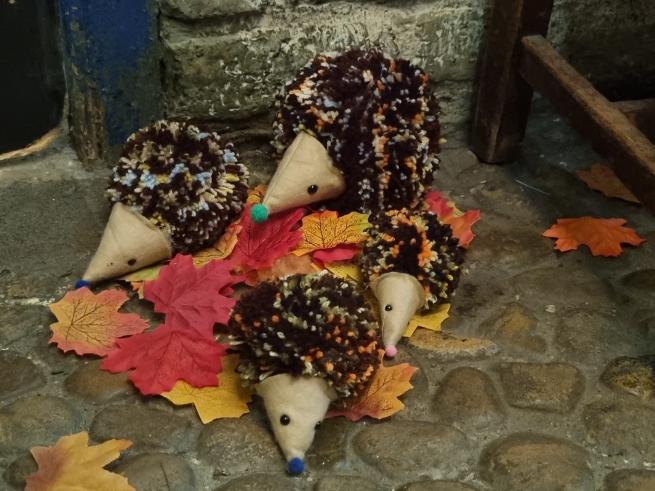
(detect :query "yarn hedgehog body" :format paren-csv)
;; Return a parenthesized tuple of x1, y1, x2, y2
(79, 120, 249, 284)
(228, 272, 381, 473)
(360, 209, 463, 356)
(108, 120, 249, 252)
(252, 48, 440, 222)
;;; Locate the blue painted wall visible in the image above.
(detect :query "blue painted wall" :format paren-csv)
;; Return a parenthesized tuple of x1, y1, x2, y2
(58, 0, 161, 161)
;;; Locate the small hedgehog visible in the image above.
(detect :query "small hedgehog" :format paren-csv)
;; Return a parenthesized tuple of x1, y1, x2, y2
(251, 48, 440, 223)
(228, 272, 382, 474)
(79, 120, 249, 285)
(360, 209, 463, 357)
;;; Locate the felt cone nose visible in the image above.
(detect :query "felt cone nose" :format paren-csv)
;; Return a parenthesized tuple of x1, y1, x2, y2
(373, 272, 426, 355)
(256, 374, 336, 467)
(262, 132, 346, 216)
(82, 203, 172, 283)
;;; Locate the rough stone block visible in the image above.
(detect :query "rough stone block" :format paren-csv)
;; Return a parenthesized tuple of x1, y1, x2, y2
(433, 367, 506, 430)
(161, 3, 484, 137)
(495, 362, 585, 413)
(353, 420, 470, 481)
(479, 433, 593, 491)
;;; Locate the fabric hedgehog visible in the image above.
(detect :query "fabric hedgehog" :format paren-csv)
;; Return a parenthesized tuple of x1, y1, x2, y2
(251, 48, 440, 223)
(228, 272, 381, 474)
(360, 209, 464, 357)
(78, 120, 249, 285)
(108, 120, 249, 252)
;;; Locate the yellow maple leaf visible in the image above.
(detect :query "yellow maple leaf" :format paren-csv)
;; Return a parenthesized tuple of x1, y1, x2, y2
(193, 222, 242, 267)
(161, 354, 253, 423)
(403, 303, 450, 337)
(119, 263, 164, 282)
(293, 211, 369, 256)
(324, 261, 363, 284)
(329, 363, 418, 421)
(120, 264, 164, 299)
(25, 432, 134, 491)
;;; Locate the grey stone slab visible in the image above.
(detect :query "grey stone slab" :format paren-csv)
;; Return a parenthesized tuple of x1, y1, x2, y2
(433, 367, 505, 430)
(495, 362, 585, 413)
(113, 452, 196, 491)
(583, 401, 655, 462)
(0, 395, 81, 453)
(90, 404, 193, 451)
(479, 433, 593, 491)
(0, 351, 45, 402)
(353, 420, 469, 481)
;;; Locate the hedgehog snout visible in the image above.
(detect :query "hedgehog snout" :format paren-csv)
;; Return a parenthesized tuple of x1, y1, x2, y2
(256, 374, 337, 473)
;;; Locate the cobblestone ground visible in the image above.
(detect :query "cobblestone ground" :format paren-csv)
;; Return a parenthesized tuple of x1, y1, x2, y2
(1, 103, 655, 490)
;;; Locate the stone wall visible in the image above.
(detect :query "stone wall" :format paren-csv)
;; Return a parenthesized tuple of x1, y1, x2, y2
(160, 0, 655, 144)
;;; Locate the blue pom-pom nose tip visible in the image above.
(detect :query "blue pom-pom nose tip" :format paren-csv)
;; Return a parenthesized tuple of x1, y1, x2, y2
(74, 279, 90, 289)
(251, 203, 269, 223)
(287, 457, 304, 475)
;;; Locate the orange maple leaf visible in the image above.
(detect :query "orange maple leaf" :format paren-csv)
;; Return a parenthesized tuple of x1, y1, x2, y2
(576, 164, 640, 204)
(425, 190, 480, 248)
(25, 432, 134, 491)
(328, 363, 418, 421)
(193, 222, 242, 267)
(49, 288, 149, 356)
(246, 184, 267, 204)
(543, 217, 645, 257)
(293, 211, 369, 256)
(244, 254, 321, 286)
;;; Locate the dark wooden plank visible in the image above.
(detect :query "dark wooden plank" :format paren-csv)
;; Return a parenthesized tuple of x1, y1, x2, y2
(615, 99, 655, 142)
(520, 35, 655, 212)
(470, 0, 554, 163)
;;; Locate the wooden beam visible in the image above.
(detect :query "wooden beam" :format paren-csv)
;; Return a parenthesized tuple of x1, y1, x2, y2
(470, 0, 554, 163)
(520, 35, 655, 212)
(614, 99, 655, 142)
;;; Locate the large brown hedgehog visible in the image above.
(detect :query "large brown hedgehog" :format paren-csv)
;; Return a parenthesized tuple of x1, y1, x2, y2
(108, 120, 249, 252)
(359, 209, 464, 357)
(228, 272, 382, 474)
(251, 48, 440, 224)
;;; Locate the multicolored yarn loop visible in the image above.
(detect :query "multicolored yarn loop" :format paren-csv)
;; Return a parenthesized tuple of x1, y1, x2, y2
(107, 120, 249, 253)
(228, 272, 382, 402)
(360, 209, 464, 309)
(272, 48, 441, 214)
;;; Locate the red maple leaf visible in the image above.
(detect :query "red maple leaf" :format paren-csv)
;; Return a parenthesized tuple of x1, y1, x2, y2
(230, 205, 304, 271)
(312, 245, 360, 265)
(101, 323, 227, 395)
(425, 190, 480, 248)
(143, 254, 242, 338)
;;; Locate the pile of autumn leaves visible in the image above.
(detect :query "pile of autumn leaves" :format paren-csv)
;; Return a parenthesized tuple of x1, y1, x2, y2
(48, 188, 479, 425)
(33, 164, 646, 489)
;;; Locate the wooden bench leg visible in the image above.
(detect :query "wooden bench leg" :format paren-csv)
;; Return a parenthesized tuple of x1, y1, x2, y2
(520, 36, 655, 212)
(470, 0, 554, 163)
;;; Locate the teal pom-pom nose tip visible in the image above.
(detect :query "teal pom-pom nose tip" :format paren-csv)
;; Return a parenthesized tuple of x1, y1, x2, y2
(251, 203, 269, 223)
(287, 457, 304, 475)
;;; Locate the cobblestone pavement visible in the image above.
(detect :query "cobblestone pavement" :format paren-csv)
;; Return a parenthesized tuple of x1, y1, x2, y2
(1, 103, 655, 490)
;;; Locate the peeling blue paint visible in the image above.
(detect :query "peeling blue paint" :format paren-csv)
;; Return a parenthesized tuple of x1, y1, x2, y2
(58, 0, 161, 148)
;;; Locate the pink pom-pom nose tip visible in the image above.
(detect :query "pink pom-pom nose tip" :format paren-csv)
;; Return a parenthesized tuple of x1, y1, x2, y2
(385, 345, 398, 358)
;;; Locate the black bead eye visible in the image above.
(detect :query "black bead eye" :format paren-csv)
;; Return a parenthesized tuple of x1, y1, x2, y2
(127, 258, 137, 266)
(307, 184, 318, 195)
(385, 304, 393, 312)
(280, 414, 290, 426)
